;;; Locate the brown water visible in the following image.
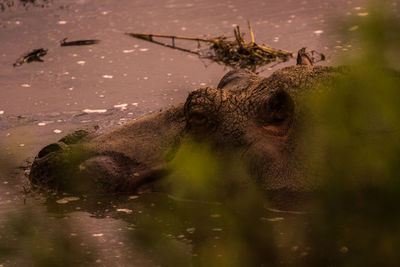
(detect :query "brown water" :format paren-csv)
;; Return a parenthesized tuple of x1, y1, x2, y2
(0, 0, 366, 265)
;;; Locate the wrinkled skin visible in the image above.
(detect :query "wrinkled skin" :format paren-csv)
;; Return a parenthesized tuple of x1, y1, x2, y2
(30, 66, 345, 194)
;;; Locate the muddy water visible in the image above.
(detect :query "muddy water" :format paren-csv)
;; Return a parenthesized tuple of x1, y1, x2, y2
(0, 0, 365, 265)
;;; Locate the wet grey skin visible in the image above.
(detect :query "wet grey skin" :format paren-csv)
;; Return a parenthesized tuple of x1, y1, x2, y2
(29, 65, 345, 194)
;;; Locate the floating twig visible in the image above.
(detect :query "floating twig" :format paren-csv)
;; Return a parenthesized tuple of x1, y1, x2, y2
(60, 38, 100, 46)
(13, 48, 48, 67)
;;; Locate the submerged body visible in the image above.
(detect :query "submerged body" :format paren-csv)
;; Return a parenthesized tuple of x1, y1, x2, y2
(30, 66, 345, 194)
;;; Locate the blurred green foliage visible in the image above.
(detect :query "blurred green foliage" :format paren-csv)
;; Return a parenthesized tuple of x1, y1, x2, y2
(300, 1, 400, 266)
(0, 209, 93, 266)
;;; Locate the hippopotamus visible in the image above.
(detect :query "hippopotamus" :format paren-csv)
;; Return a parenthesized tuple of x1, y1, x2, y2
(29, 65, 345, 195)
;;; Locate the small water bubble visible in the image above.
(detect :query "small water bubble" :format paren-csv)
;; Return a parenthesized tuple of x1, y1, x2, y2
(357, 12, 369, 16)
(0, 110, 4, 115)
(58, 20, 67, 25)
(143, 76, 149, 80)
(102, 75, 113, 79)
(53, 129, 62, 134)
(122, 49, 135, 53)
(132, 103, 139, 106)
(21, 84, 31, 88)
(15, 21, 21, 25)
(139, 48, 149, 52)
(181, 27, 187, 31)
(19, 144, 25, 147)
(77, 60, 86, 65)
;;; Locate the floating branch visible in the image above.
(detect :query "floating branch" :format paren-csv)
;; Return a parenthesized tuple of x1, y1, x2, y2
(125, 22, 294, 71)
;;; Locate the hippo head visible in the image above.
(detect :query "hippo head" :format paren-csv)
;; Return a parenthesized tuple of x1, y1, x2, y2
(30, 66, 342, 194)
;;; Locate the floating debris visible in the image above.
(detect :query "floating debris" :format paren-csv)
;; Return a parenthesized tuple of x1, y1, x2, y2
(56, 196, 80, 204)
(266, 217, 285, 222)
(186, 227, 196, 234)
(13, 48, 48, 67)
(313, 29, 324, 36)
(58, 20, 67, 25)
(0, 110, 4, 115)
(102, 74, 113, 79)
(60, 38, 100, 46)
(125, 21, 293, 71)
(348, 25, 359, 31)
(114, 103, 128, 110)
(82, 108, 107, 114)
(92, 233, 104, 237)
(117, 208, 133, 214)
(53, 129, 62, 134)
(340, 246, 349, 254)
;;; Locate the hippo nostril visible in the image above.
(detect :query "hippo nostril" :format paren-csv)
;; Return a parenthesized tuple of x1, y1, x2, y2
(37, 142, 65, 158)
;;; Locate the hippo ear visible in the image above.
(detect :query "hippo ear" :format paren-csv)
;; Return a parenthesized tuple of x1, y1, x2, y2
(217, 69, 258, 92)
(258, 89, 294, 136)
